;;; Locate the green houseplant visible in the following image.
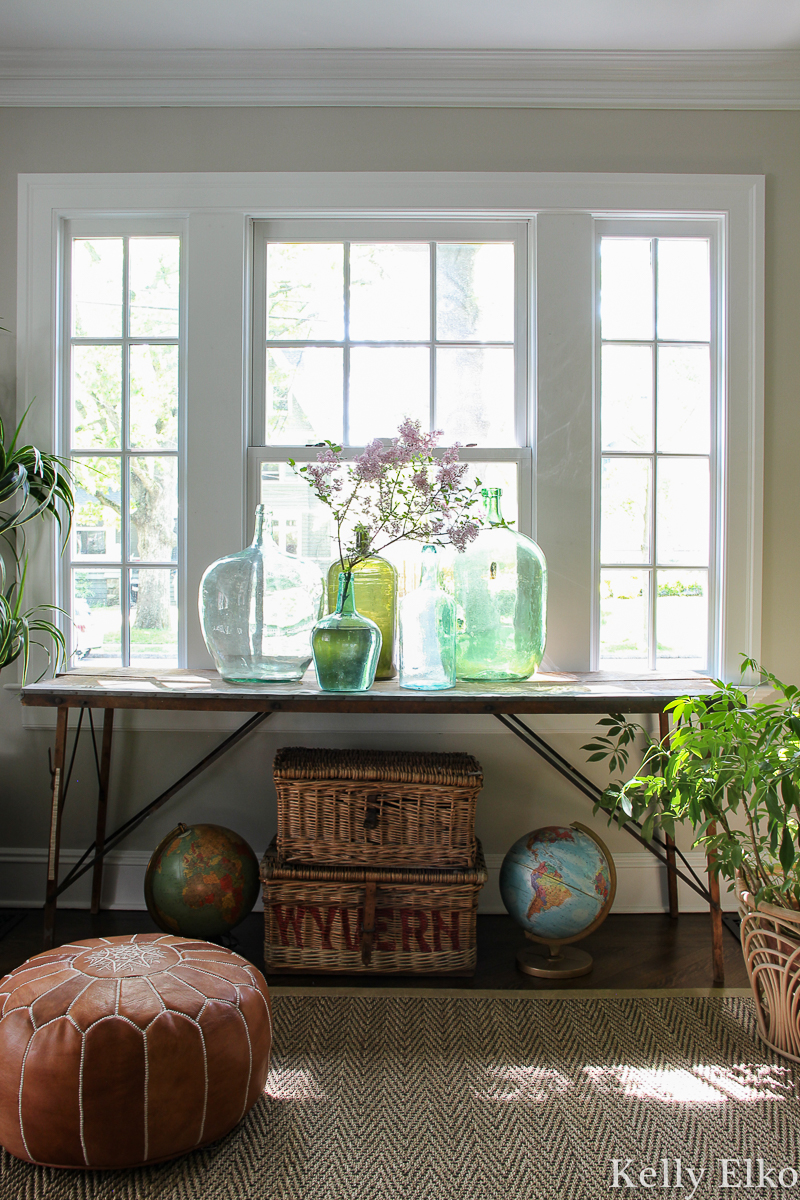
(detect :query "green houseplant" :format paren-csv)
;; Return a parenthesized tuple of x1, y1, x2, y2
(584, 658, 800, 1059)
(0, 407, 74, 680)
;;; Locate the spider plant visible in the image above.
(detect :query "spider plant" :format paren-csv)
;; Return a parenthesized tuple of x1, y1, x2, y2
(0, 405, 74, 682)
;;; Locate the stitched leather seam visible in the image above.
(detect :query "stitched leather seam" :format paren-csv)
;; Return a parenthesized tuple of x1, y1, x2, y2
(78, 1031, 88, 1167)
(65, 978, 98, 1018)
(174, 962, 247, 996)
(143, 976, 167, 1012)
(232, 1000, 253, 1123)
(142, 1028, 149, 1163)
(17, 1034, 35, 1161)
(197, 1024, 209, 1146)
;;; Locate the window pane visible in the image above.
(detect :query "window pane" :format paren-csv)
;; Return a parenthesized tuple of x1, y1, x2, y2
(599, 570, 649, 670)
(267, 243, 344, 341)
(267, 347, 343, 445)
(436, 347, 515, 446)
(601, 344, 653, 452)
(436, 243, 514, 342)
(349, 347, 429, 443)
(600, 239, 653, 342)
(72, 569, 121, 667)
(656, 569, 708, 671)
(349, 243, 430, 342)
(130, 345, 178, 450)
(260, 462, 339, 576)
(129, 456, 178, 563)
(129, 568, 178, 666)
(72, 458, 121, 562)
(656, 458, 709, 566)
(129, 237, 180, 337)
(657, 240, 710, 342)
(657, 346, 710, 454)
(71, 345, 122, 450)
(71, 238, 123, 338)
(601, 457, 652, 565)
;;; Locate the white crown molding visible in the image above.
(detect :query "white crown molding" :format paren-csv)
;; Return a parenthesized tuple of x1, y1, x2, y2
(0, 48, 798, 109)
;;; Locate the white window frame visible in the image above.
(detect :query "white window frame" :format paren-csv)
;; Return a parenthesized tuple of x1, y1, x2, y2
(60, 217, 186, 667)
(17, 172, 764, 684)
(593, 217, 723, 674)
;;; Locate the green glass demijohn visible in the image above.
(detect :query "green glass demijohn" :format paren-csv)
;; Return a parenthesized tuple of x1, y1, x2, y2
(199, 504, 324, 683)
(313, 572, 382, 692)
(454, 488, 547, 682)
(326, 530, 397, 680)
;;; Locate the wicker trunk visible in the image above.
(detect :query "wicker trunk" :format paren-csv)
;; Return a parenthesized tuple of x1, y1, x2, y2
(260, 838, 487, 976)
(272, 747, 483, 869)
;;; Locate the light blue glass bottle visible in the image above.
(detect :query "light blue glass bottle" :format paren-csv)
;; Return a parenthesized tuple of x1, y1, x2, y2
(399, 545, 456, 691)
(312, 572, 382, 692)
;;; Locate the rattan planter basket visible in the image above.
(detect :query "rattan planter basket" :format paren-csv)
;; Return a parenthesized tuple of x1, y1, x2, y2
(737, 876, 800, 1062)
(260, 837, 487, 976)
(272, 747, 483, 868)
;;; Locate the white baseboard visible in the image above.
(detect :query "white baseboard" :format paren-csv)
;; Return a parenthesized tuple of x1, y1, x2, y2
(0, 847, 737, 915)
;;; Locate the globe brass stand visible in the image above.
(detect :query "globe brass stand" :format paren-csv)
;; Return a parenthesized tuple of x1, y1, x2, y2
(517, 934, 594, 979)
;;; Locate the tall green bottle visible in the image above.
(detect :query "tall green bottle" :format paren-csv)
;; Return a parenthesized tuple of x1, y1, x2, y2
(326, 531, 397, 680)
(454, 488, 547, 681)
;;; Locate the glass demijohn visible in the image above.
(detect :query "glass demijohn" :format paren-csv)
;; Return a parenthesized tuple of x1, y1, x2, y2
(312, 572, 382, 692)
(199, 505, 324, 683)
(399, 545, 456, 691)
(454, 488, 547, 681)
(326, 531, 397, 680)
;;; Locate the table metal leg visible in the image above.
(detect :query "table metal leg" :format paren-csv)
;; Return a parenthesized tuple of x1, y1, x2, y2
(43, 706, 69, 950)
(658, 711, 680, 919)
(90, 709, 114, 916)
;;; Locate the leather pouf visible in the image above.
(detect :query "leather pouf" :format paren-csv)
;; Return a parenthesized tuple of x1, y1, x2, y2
(0, 933, 272, 1169)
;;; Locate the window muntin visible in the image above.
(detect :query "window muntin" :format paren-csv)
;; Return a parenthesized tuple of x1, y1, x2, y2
(597, 232, 716, 673)
(65, 233, 181, 668)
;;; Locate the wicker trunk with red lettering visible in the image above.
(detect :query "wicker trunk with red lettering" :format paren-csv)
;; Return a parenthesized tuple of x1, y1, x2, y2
(260, 839, 487, 975)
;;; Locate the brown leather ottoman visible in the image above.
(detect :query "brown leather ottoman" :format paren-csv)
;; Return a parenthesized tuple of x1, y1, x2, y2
(0, 933, 272, 1169)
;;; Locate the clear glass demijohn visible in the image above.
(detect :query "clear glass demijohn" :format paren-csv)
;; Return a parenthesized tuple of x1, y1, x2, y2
(399, 544, 456, 691)
(199, 504, 324, 683)
(454, 488, 547, 682)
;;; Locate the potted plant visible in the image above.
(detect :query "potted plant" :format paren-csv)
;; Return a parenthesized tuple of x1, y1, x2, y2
(0, 407, 74, 681)
(584, 658, 800, 1060)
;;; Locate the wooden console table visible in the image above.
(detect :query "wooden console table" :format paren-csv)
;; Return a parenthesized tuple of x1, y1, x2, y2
(21, 668, 725, 978)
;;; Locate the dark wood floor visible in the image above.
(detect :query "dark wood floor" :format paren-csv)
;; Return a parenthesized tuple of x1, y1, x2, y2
(0, 908, 749, 991)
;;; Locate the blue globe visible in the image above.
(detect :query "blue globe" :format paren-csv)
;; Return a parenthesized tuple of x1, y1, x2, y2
(499, 824, 615, 944)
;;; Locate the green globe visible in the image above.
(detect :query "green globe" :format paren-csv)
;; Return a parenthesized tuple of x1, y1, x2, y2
(144, 823, 260, 939)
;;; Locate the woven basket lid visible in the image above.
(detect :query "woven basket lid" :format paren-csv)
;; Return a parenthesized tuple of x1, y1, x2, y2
(273, 747, 483, 787)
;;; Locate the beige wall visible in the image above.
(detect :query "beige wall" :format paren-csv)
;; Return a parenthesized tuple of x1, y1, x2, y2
(0, 106, 797, 906)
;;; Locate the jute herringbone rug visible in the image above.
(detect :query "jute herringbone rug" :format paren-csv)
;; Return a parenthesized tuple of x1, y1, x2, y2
(1, 992, 798, 1200)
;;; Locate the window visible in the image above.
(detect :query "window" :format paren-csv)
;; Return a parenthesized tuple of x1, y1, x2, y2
(17, 173, 762, 684)
(63, 225, 182, 667)
(596, 226, 718, 673)
(250, 221, 530, 591)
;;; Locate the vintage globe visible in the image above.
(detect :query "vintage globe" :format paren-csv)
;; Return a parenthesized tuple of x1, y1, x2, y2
(499, 823, 616, 947)
(145, 823, 260, 940)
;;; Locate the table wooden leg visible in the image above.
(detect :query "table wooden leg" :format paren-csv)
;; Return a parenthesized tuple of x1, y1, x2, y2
(90, 708, 114, 916)
(658, 710, 679, 919)
(707, 820, 725, 986)
(43, 706, 69, 950)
